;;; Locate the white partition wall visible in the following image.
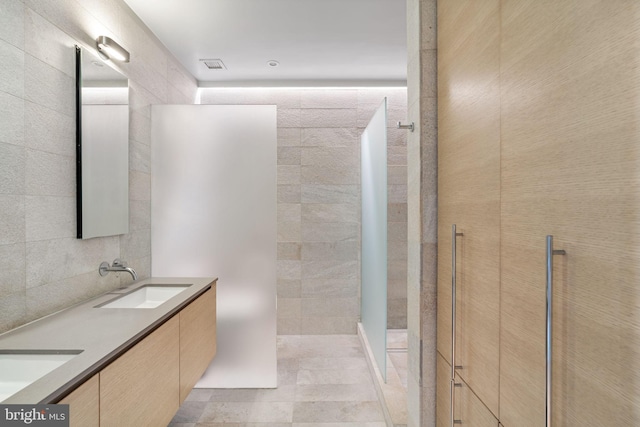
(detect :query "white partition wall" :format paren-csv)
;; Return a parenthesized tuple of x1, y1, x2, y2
(361, 99, 388, 381)
(151, 105, 277, 388)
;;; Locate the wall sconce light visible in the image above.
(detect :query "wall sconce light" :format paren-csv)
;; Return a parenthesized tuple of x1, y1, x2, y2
(96, 36, 130, 63)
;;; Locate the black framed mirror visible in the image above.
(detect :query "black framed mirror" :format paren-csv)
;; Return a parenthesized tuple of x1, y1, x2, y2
(75, 45, 129, 239)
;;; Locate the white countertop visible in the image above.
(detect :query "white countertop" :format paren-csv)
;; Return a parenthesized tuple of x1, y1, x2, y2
(0, 277, 217, 404)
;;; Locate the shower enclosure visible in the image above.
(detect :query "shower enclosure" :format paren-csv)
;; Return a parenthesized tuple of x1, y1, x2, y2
(361, 98, 389, 381)
(361, 96, 409, 394)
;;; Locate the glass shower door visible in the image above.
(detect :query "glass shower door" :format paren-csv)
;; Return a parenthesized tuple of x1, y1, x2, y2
(361, 98, 388, 381)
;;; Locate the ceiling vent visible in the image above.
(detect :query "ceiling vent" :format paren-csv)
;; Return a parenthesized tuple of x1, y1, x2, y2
(200, 59, 226, 70)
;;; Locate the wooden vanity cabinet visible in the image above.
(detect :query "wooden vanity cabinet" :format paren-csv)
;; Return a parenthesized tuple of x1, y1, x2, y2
(56, 286, 216, 426)
(179, 286, 217, 403)
(100, 316, 180, 427)
(58, 374, 99, 427)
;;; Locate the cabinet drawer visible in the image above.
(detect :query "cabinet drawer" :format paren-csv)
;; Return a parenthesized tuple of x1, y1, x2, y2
(437, 353, 498, 427)
(179, 287, 216, 403)
(58, 374, 99, 427)
(455, 373, 498, 427)
(100, 316, 180, 427)
(436, 352, 452, 427)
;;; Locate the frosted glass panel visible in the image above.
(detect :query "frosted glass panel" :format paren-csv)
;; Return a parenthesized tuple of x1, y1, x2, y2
(361, 98, 388, 381)
(151, 105, 277, 388)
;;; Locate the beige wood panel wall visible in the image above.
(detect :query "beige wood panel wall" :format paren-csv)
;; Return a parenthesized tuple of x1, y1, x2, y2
(437, 0, 502, 418)
(500, 1, 640, 426)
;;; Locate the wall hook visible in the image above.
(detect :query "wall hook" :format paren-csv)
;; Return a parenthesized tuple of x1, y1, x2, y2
(397, 121, 414, 132)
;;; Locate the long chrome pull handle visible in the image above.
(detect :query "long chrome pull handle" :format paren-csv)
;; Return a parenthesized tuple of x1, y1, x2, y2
(451, 225, 464, 373)
(546, 235, 565, 427)
(451, 379, 462, 425)
(451, 225, 463, 426)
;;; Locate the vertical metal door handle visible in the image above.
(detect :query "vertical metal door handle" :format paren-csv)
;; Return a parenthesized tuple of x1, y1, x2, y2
(546, 235, 565, 427)
(451, 225, 463, 426)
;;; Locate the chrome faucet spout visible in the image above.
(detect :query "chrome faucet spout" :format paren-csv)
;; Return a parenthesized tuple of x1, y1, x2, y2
(121, 266, 138, 281)
(99, 258, 138, 281)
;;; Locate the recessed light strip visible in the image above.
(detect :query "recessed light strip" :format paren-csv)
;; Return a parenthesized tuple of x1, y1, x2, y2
(197, 80, 407, 89)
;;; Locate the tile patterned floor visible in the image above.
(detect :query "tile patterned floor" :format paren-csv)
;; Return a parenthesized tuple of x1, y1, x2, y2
(169, 335, 386, 427)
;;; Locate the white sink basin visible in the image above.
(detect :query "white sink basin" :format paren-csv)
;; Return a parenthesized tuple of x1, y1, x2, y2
(0, 351, 82, 402)
(98, 285, 191, 309)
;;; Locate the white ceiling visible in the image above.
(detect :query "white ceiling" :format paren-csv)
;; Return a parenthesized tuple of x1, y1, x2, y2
(122, 0, 407, 86)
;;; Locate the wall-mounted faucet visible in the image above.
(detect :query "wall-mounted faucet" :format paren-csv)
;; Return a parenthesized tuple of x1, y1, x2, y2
(99, 258, 138, 281)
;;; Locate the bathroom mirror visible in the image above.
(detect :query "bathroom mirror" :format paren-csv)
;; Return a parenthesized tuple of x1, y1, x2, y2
(75, 45, 129, 239)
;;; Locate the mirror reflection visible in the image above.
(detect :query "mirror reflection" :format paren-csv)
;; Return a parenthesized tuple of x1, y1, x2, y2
(76, 45, 129, 239)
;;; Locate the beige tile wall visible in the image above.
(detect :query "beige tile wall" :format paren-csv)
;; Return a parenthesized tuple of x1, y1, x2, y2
(200, 87, 408, 335)
(0, 0, 197, 333)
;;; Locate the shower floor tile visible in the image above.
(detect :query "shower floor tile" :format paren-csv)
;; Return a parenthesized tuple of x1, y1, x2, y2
(170, 335, 385, 426)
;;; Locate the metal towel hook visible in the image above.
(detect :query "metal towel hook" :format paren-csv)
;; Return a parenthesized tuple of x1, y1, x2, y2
(397, 121, 415, 132)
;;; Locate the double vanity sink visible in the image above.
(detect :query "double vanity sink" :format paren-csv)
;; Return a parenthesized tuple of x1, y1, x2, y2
(0, 277, 216, 405)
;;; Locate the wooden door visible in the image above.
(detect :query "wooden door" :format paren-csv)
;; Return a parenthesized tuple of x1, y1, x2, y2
(500, 1, 640, 425)
(437, 0, 502, 417)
